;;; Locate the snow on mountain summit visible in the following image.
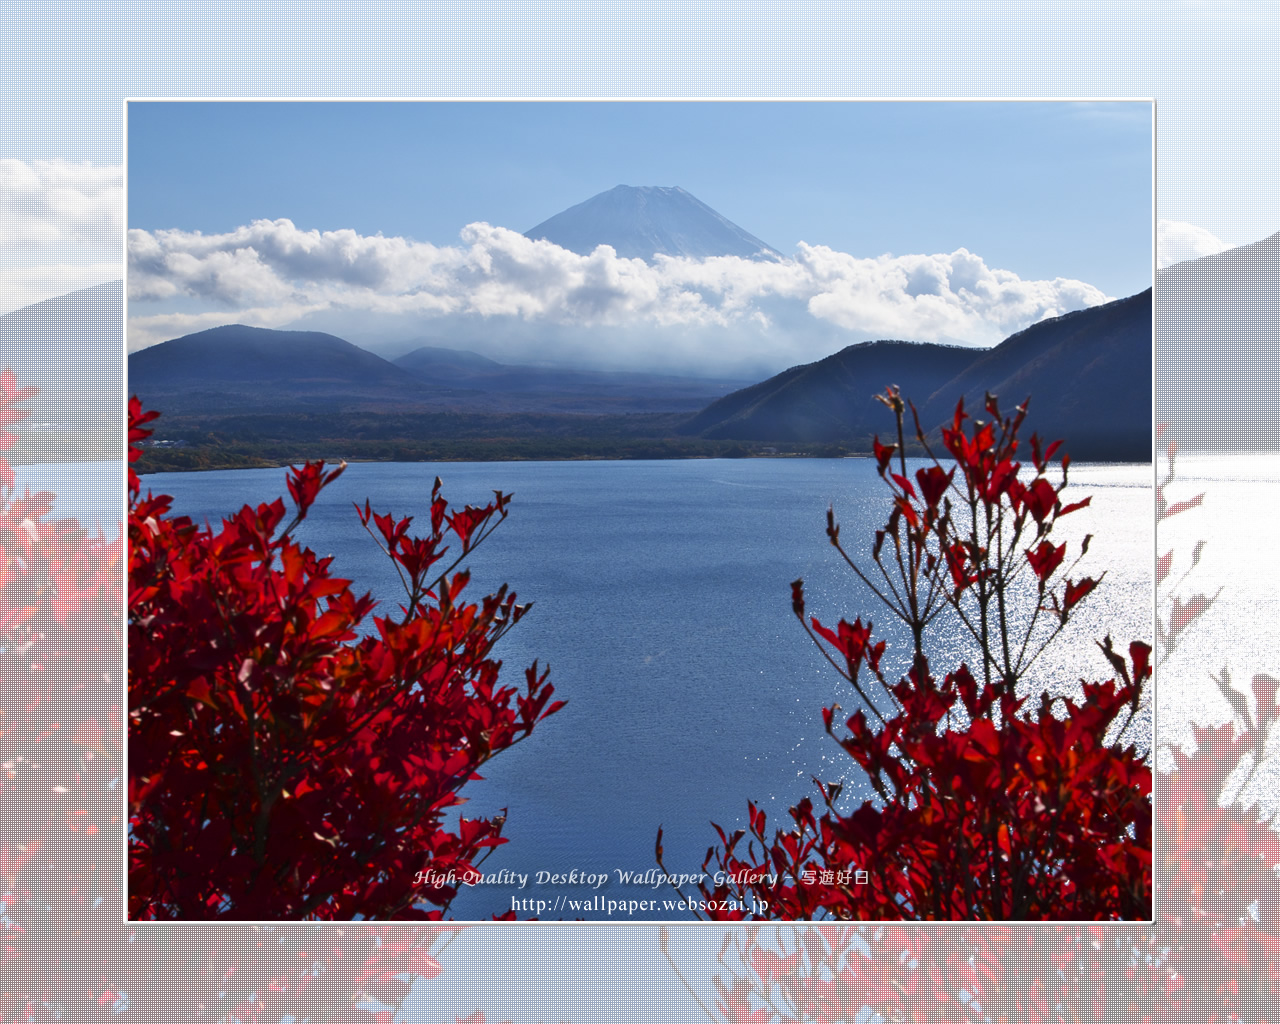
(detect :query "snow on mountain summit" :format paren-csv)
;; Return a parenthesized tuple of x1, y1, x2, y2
(524, 185, 785, 263)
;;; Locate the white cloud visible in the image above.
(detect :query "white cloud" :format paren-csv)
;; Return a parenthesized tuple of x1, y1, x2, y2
(2, 262, 123, 315)
(123, 302, 320, 349)
(793, 244, 1108, 345)
(0, 159, 123, 313)
(0, 159, 121, 250)
(1157, 219, 1233, 268)
(127, 218, 1115, 371)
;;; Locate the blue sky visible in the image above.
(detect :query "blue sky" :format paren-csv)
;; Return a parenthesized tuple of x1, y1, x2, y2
(121, 100, 1153, 371)
(3, 2, 1280, 1021)
(128, 100, 1152, 297)
(4, 4, 1277, 332)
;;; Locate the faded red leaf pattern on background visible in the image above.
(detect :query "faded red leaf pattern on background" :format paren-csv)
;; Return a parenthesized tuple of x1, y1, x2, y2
(1, 379, 531, 1020)
(0, 374, 1275, 1019)
(658, 422, 1280, 1022)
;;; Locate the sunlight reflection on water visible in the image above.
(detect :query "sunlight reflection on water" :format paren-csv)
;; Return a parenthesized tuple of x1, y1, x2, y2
(151, 456, 1156, 920)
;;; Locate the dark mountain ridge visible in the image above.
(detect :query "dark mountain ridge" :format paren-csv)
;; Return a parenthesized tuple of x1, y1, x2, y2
(681, 340, 978, 442)
(391, 345, 505, 377)
(130, 324, 407, 385)
(129, 327, 747, 418)
(916, 289, 1151, 459)
(128, 324, 459, 415)
(129, 290, 1152, 461)
(684, 289, 1152, 461)
(393, 344, 750, 410)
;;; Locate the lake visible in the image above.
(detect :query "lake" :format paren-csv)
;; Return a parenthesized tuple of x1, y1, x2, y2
(13, 459, 122, 538)
(143, 456, 1153, 920)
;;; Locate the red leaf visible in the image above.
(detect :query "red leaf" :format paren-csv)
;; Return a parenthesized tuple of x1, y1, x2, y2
(1160, 491, 1205, 521)
(891, 472, 917, 499)
(945, 542, 977, 594)
(1024, 478, 1057, 525)
(1169, 593, 1217, 641)
(873, 436, 896, 474)
(1129, 641, 1152, 684)
(1026, 541, 1066, 583)
(1063, 577, 1097, 613)
(1252, 673, 1280, 717)
(915, 464, 953, 509)
(127, 435, 553, 921)
(1059, 496, 1092, 517)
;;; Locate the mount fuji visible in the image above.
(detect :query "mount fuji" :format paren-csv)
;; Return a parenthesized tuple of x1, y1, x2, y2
(524, 185, 785, 263)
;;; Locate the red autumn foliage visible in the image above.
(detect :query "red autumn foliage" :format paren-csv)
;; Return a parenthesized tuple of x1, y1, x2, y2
(1, 369, 127, 1019)
(5, 376, 526, 1020)
(658, 422, 1280, 1022)
(660, 687, 1280, 1023)
(128, 397, 564, 920)
(658, 388, 1151, 921)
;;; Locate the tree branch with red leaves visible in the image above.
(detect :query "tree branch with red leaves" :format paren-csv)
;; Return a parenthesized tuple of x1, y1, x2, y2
(128, 397, 564, 921)
(657, 387, 1151, 922)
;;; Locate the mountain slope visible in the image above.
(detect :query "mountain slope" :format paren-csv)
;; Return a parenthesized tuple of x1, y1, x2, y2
(524, 185, 784, 262)
(1157, 232, 1280, 449)
(130, 327, 748, 419)
(128, 324, 450, 414)
(393, 344, 748, 410)
(918, 289, 1152, 460)
(685, 289, 1153, 461)
(0, 280, 123, 461)
(680, 341, 979, 443)
(2, 279, 122, 401)
(391, 345, 505, 379)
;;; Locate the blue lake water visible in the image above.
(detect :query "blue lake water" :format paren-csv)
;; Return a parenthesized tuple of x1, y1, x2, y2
(13, 460, 122, 538)
(143, 457, 1152, 920)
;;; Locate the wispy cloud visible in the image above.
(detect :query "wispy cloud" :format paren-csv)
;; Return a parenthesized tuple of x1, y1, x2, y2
(127, 218, 1114, 371)
(1157, 218, 1233, 268)
(1, 159, 122, 313)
